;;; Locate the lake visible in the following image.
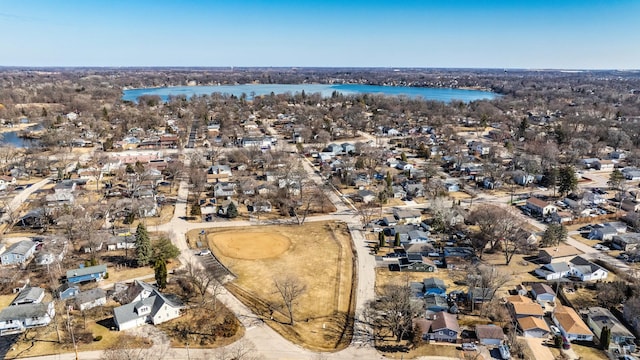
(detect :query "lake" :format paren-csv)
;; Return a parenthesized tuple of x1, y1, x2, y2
(0, 130, 38, 148)
(122, 83, 498, 103)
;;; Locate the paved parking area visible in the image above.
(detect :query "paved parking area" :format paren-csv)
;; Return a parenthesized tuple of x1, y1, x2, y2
(525, 337, 555, 360)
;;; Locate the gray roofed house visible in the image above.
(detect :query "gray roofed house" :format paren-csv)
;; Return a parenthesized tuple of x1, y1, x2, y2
(612, 233, 640, 252)
(535, 262, 572, 280)
(75, 288, 107, 311)
(424, 293, 449, 313)
(0, 302, 55, 336)
(115, 279, 157, 305)
(585, 307, 635, 352)
(0, 240, 37, 265)
(393, 209, 422, 225)
(408, 230, 429, 243)
(113, 292, 184, 331)
(11, 286, 45, 306)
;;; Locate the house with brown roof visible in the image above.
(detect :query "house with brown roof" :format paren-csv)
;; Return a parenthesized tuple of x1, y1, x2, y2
(526, 197, 557, 216)
(509, 301, 545, 319)
(538, 245, 582, 264)
(530, 283, 557, 305)
(552, 305, 594, 342)
(416, 311, 460, 343)
(505, 294, 532, 304)
(518, 316, 551, 338)
(475, 324, 505, 346)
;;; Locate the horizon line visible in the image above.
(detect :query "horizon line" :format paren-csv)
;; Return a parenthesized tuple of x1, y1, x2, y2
(0, 66, 639, 72)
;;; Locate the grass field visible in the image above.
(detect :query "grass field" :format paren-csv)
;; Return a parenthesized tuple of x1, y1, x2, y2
(204, 221, 356, 351)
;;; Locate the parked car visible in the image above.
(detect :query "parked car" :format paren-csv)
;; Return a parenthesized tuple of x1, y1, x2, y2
(594, 244, 610, 251)
(499, 344, 511, 359)
(550, 325, 561, 335)
(197, 249, 211, 256)
(462, 343, 477, 351)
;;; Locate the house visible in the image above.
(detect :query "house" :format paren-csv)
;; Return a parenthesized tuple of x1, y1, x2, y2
(621, 199, 640, 213)
(396, 161, 414, 171)
(612, 233, 640, 252)
(356, 189, 376, 204)
(509, 301, 545, 319)
(393, 209, 422, 225)
(443, 182, 460, 192)
(75, 288, 107, 311)
(530, 283, 557, 305)
(113, 289, 184, 331)
(325, 143, 342, 154)
(66, 264, 108, 284)
(423, 277, 447, 296)
(213, 182, 236, 198)
(341, 143, 356, 154)
(0, 240, 37, 265)
(405, 183, 425, 197)
(594, 160, 615, 171)
(468, 287, 494, 306)
(115, 280, 156, 304)
(585, 307, 635, 352)
(518, 316, 551, 338)
(208, 164, 232, 177)
(0, 302, 55, 336)
(217, 199, 238, 217)
(0, 175, 16, 187)
(407, 230, 429, 243)
(526, 197, 557, 216)
(381, 216, 397, 227)
(46, 189, 75, 206)
(552, 305, 594, 342)
(588, 226, 619, 241)
(582, 192, 606, 206)
(427, 311, 460, 342)
(551, 211, 573, 224)
(57, 284, 80, 300)
(475, 325, 505, 346)
(401, 259, 436, 273)
(534, 262, 571, 281)
(391, 185, 407, 199)
(569, 256, 608, 281)
(424, 294, 449, 313)
(10, 286, 45, 306)
(249, 200, 272, 213)
(513, 171, 535, 186)
(538, 245, 582, 264)
(107, 235, 137, 252)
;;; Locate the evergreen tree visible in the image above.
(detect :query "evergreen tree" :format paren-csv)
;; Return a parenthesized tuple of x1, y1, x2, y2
(558, 166, 578, 197)
(227, 202, 238, 218)
(190, 203, 201, 216)
(600, 326, 611, 350)
(394, 233, 401, 247)
(154, 258, 167, 289)
(378, 231, 385, 247)
(400, 152, 408, 162)
(608, 169, 625, 190)
(135, 223, 152, 267)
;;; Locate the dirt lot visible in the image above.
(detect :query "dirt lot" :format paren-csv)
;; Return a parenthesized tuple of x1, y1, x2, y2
(205, 221, 356, 351)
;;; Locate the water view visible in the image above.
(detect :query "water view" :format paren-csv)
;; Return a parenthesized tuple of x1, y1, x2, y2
(122, 83, 498, 103)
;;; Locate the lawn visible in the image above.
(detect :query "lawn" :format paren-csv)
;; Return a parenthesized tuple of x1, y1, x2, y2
(203, 221, 356, 351)
(3, 302, 151, 359)
(571, 342, 607, 360)
(382, 343, 463, 359)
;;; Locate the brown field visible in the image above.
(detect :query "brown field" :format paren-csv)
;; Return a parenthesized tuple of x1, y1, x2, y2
(204, 221, 356, 351)
(382, 343, 463, 359)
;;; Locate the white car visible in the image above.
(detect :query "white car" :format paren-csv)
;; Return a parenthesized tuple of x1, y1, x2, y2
(593, 244, 610, 251)
(197, 249, 211, 256)
(550, 325, 561, 335)
(499, 344, 511, 360)
(461, 343, 477, 351)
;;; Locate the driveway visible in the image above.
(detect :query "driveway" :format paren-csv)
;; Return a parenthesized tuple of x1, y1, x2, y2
(525, 337, 555, 360)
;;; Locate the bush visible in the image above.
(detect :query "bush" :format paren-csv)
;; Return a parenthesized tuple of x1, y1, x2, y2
(94, 335, 103, 341)
(104, 272, 109, 279)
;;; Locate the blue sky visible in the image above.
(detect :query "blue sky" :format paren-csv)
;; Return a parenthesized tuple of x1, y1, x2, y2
(0, 0, 638, 69)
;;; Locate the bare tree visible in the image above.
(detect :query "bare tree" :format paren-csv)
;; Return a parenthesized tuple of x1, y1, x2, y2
(356, 202, 377, 226)
(183, 261, 226, 309)
(466, 264, 510, 312)
(273, 276, 307, 325)
(215, 339, 262, 360)
(467, 205, 522, 258)
(367, 279, 422, 342)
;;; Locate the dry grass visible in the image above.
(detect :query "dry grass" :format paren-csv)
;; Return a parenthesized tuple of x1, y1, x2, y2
(113, 205, 175, 229)
(563, 288, 600, 309)
(375, 267, 465, 295)
(3, 303, 151, 359)
(0, 294, 14, 308)
(570, 342, 607, 360)
(449, 192, 471, 200)
(382, 343, 464, 359)
(204, 221, 356, 351)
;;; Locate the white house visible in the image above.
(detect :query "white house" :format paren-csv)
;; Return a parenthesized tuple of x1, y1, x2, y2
(569, 256, 608, 281)
(0, 302, 55, 336)
(535, 262, 571, 280)
(526, 197, 557, 216)
(75, 288, 107, 311)
(113, 292, 183, 331)
(553, 305, 594, 342)
(518, 316, 551, 338)
(530, 283, 557, 305)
